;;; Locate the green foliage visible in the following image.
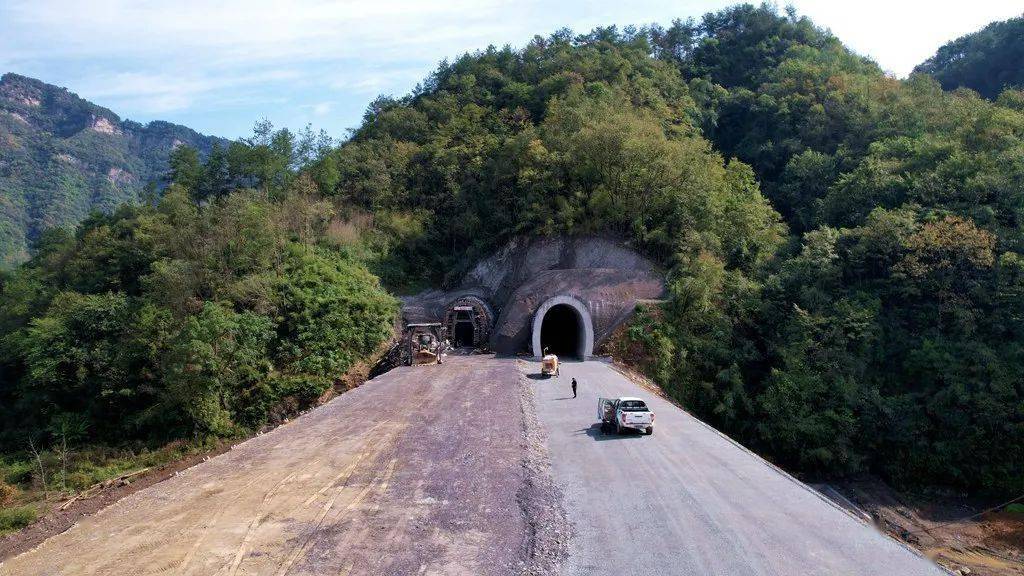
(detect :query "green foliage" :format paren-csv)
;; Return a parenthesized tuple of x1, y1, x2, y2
(275, 246, 397, 380)
(0, 127, 397, 450)
(598, 3, 1024, 497)
(167, 145, 202, 192)
(319, 30, 782, 288)
(163, 302, 275, 435)
(13, 291, 143, 440)
(0, 505, 36, 535)
(914, 16, 1024, 100)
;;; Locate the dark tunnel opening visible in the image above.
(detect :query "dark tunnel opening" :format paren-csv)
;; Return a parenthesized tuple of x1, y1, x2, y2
(539, 304, 583, 359)
(453, 321, 474, 347)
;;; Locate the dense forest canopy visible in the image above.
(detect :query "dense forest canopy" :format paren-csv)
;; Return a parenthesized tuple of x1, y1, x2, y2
(0, 128, 398, 450)
(914, 15, 1024, 100)
(2, 3, 1023, 503)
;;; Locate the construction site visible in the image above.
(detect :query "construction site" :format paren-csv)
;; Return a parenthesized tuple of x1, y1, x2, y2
(399, 236, 666, 359)
(0, 237, 998, 576)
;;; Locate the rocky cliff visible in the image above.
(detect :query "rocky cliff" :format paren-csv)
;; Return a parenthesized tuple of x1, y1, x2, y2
(0, 73, 224, 266)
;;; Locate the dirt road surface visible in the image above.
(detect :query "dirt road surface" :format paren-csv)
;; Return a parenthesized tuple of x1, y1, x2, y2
(527, 360, 947, 576)
(1, 356, 563, 576)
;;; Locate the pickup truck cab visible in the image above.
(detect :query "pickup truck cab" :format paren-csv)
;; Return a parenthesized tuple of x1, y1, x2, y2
(598, 397, 654, 435)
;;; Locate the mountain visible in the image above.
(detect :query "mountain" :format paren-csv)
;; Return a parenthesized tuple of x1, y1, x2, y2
(0, 73, 224, 267)
(1, 5, 1023, 505)
(914, 15, 1024, 99)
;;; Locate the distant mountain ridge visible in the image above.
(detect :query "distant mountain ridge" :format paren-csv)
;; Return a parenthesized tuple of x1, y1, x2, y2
(0, 73, 224, 266)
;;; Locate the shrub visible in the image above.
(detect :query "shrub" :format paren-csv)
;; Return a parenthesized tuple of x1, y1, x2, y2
(0, 481, 18, 506)
(1005, 503, 1024, 515)
(0, 505, 36, 534)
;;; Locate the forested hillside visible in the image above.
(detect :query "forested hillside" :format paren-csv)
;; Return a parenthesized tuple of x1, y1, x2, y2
(0, 124, 398, 530)
(0, 73, 223, 267)
(915, 15, 1024, 100)
(299, 4, 1024, 494)
(307, 5, 1024, 495)
(1, 3, 1023, 530)
(639, 5, 1024, 495)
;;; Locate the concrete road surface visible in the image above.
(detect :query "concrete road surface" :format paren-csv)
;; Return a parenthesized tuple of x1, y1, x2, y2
(527, 359, 946, 576)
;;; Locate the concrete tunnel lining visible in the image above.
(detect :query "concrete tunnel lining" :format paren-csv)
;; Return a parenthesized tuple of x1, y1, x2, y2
(532, 295, 594, 359)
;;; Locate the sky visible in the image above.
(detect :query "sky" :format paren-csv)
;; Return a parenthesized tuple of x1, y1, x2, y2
(1, 0, 1021, 140)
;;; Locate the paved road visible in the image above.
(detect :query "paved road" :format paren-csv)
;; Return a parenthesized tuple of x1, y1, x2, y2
(1, 356, 554, 576)
(527, 360, 946, 576)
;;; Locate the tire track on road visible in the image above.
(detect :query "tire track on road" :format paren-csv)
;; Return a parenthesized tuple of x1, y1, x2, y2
(1, 357, 541, 576)
(226, 470, 301, 576)
(274, 450, 401, 576)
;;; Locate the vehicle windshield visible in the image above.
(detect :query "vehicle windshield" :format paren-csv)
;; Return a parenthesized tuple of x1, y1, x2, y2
(619, 400, 648, 411)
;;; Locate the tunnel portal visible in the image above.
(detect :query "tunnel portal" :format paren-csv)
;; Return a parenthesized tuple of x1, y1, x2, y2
(444, 296, 494, 349)
(532, 295, 594, 359)
(540, 305, 582, 358)
(401, 237, 666, 357)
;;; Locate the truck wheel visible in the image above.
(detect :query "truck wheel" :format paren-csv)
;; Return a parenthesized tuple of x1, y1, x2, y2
(646, 427, 654, 436)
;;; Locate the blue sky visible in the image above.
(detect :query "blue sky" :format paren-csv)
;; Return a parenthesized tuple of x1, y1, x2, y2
(1, 0, 1020, 140)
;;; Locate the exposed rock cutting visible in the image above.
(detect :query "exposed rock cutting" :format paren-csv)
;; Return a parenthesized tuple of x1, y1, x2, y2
(402, 236, 665, 357)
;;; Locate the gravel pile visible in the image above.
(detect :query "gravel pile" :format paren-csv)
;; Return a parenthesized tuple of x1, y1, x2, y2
(516, 368, 570, 576)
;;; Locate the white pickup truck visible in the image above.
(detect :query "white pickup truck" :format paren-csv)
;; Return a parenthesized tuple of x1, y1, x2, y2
(598, 397, 655, 435)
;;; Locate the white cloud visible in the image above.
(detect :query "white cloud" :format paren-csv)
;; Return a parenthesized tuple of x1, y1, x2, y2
(1, 0, 519, 64)
(2, 0, 1021, 136)
(789, 0, 1023, 77)
(0, 0, 535, 121)
(306, 102, 333, 116)
(67, 69, 303, 114)
(328, 66, 432, 96)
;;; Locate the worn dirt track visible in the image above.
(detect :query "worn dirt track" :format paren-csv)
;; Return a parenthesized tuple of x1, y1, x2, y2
(1, 356, 559, 576)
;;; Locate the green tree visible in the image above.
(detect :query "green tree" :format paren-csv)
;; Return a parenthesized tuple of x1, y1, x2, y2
(915, 16, 1024, 99)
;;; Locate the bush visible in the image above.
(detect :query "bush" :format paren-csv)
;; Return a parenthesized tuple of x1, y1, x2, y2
(0, 505, 36, 534)
(0, 481, 18, 506)
(1005, 503, 1024, 515)
(1, 460, 33, 485)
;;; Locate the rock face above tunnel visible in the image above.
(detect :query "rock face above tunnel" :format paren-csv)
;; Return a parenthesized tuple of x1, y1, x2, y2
(401, 236, 665, 357)
(463, 236, 658, 304)
(491, 268, 662, 356)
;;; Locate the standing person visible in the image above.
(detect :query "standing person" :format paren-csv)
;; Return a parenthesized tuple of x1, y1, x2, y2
(571, 377, 578, 398)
